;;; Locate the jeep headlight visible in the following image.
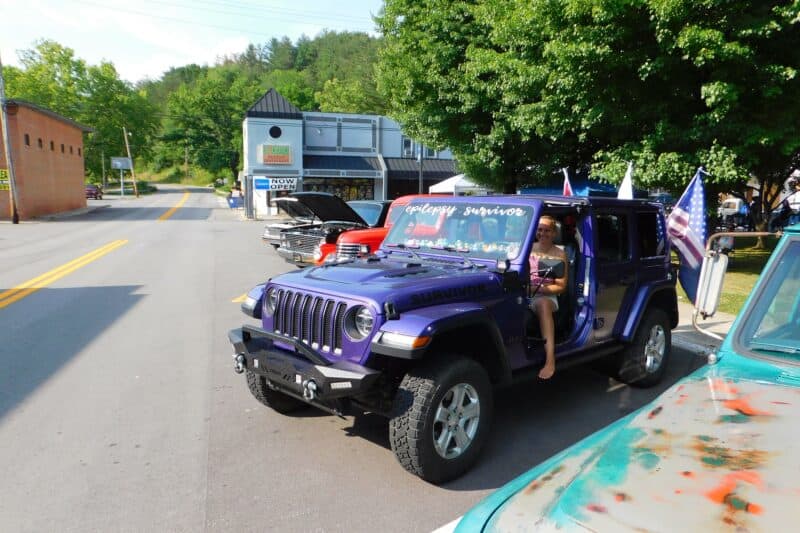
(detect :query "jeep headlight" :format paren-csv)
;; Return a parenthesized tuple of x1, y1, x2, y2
(313, 245, 322, 262)
(265, 288, 278, 316)
(359, 244, 370, 255)
(346, 306, 374, 340)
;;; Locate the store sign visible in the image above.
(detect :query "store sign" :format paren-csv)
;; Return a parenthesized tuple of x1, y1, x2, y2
(0, 169, 9, 191)
(261, 144, 292, 165)
(254, 177, 297, 191)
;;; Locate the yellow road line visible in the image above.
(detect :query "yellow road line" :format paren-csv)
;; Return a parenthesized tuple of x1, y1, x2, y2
(0, 239, 128, 309)
(158, 191, 190, 221)
(231, 293, 248, 303)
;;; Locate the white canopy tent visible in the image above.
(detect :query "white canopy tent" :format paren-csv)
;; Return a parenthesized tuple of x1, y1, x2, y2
(428, 174, 489, 195)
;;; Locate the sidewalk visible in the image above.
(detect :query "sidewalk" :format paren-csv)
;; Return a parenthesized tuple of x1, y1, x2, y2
(672, 300, 735, 355)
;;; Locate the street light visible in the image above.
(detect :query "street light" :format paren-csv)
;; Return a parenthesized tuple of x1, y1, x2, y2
(417, 144, 424, 194)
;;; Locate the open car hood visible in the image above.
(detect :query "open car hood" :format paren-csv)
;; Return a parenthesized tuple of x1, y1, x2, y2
(289, 192, 367, 225)
(272, 197, 317, 222)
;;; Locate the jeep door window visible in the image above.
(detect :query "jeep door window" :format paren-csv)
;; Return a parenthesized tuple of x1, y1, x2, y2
(636, 212, 667, 258)
(737, 240, 800, 358)
(593, 211, 634, 340)
(384, 202, 533, 261)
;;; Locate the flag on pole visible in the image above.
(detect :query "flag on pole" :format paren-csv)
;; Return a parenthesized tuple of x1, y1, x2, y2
(562, 168, 574, 196)
(618, 161, 634, 199)
(666, 168, 708, 303)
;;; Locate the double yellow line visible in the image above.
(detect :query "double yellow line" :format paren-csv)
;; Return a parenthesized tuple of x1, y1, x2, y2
(0, 239, 128, 310)
(158, 191, 190, 221)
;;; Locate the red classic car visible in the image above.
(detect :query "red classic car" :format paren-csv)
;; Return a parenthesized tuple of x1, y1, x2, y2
(314, 194, 445, 264)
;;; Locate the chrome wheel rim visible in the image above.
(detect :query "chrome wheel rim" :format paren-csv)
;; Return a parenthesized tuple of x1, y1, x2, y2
(644, 324, 666, 373)
(432, 383, 480, 459)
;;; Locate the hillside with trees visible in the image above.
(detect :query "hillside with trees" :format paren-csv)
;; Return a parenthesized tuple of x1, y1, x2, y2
(3, 31, 385, 183)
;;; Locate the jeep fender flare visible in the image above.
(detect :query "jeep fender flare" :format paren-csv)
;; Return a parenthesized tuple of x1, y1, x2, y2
(619, 283, 679, 342)
(370, 303, 512, 385)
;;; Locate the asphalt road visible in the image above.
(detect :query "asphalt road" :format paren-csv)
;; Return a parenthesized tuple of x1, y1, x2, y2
(0, 185, 708, 532)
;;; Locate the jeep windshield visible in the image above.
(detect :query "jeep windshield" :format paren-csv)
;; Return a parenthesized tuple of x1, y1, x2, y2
(736, 239, 800, 360)
(382, 201, 533, 261)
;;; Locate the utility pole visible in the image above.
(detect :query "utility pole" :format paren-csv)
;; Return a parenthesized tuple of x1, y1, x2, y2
(184, 143, 189, 181)
(0, 52, 20, 224)
(101, 148, 106, 190)
(123, 126, 139, 197)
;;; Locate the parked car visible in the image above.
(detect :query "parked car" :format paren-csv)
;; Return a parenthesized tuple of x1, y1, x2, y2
(85, 184, 103, 200)
(449, 226, 798, 531)
(275, 193, 391, 267)
(314, 194, 444, 264)
(262, 197, 318, 249)
(229, 195, 677, 483)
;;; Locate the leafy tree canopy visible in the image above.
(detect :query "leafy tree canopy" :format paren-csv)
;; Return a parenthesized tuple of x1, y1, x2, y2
(377, 0, 800, 208)
(4, 40, 159, 179)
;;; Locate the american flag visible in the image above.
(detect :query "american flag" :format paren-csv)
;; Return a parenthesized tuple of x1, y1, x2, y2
(562, 168, 574, 196)
(667, 168, 707, 303)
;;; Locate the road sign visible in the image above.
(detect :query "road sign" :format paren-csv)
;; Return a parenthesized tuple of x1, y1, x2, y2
(111, 157, 132, 170)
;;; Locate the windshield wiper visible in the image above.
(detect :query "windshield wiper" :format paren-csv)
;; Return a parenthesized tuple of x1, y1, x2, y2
(385, 243, 422, 261)
(749, 340, 800, 355)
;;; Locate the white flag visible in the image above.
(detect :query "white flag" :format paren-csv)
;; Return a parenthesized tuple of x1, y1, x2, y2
(618, 161, 634, 199)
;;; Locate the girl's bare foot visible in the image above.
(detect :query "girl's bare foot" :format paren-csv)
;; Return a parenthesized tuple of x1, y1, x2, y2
(539, 363, 555, 380)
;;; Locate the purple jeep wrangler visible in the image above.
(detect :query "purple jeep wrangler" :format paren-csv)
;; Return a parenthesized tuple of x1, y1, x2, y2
(229, 195, 678, 483)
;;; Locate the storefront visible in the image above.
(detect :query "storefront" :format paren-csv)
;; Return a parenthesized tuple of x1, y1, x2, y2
(242, 89, 457, 219)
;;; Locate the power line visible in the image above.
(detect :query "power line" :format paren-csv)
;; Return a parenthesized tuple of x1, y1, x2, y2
(136, 0, 378, 26)
(71, 0, 377, 38)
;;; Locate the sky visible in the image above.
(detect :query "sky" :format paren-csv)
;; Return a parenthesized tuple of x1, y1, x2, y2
(0, 0, 384, 84)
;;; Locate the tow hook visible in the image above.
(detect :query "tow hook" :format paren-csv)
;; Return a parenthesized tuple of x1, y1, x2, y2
(302, 379, 318, 401)
(233, 354, 245, 374)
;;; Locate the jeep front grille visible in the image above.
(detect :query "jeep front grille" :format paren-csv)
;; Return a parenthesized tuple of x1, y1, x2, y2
(336, 243, 360, 259)
(273, 289, 347, 354)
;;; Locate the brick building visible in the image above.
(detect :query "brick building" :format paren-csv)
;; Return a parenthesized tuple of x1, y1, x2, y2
(1, 100, 92, 220)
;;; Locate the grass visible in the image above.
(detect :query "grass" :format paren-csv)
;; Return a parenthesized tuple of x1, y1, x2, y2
(138, 166, 227, 188)
(676, 236, 779, 315)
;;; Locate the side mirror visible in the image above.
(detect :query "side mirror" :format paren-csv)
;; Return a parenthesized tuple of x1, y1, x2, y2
(695, 250, 728, 319)
(536, 257, 566, 279)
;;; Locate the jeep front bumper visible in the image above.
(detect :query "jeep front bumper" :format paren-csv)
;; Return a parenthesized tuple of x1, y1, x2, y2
(228, 325, 381, 402)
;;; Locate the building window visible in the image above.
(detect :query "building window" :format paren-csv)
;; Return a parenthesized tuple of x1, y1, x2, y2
(269, 126, 282, 139)
(425, 147, 436, 158)
(402, 137, 413, 158)
(50, 141, 55, 151)
(37, 138, 43, 148)
(78, 147, 81, 156)
(70, 146, 73, 154)
(61, 144, 65, 153)
(24, 134, 30, 146)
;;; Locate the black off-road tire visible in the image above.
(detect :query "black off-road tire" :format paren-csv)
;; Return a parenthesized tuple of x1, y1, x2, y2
(617, 309, 671, 388)
(246, 370, 307, 414)
(389, 356, 493, 484)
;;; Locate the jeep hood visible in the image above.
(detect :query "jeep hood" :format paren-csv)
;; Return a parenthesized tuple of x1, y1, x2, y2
(271, 258, 502, 310)
(289, 192, 366, 224)
(472, 361, 800, 532)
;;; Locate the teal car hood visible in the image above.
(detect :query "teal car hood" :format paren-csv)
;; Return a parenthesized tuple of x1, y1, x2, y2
(463, 355, 800, 532)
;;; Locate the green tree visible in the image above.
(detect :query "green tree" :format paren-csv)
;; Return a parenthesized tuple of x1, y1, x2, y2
(377, 0, 800, 209)
(6, 40, 158, 179)
(167, 69, 262, 180)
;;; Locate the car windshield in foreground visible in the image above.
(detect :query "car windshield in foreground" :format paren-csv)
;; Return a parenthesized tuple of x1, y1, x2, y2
(348, 201, 384, 226)
(737, 239, 800, 360)
(383, 201, 533, 261)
